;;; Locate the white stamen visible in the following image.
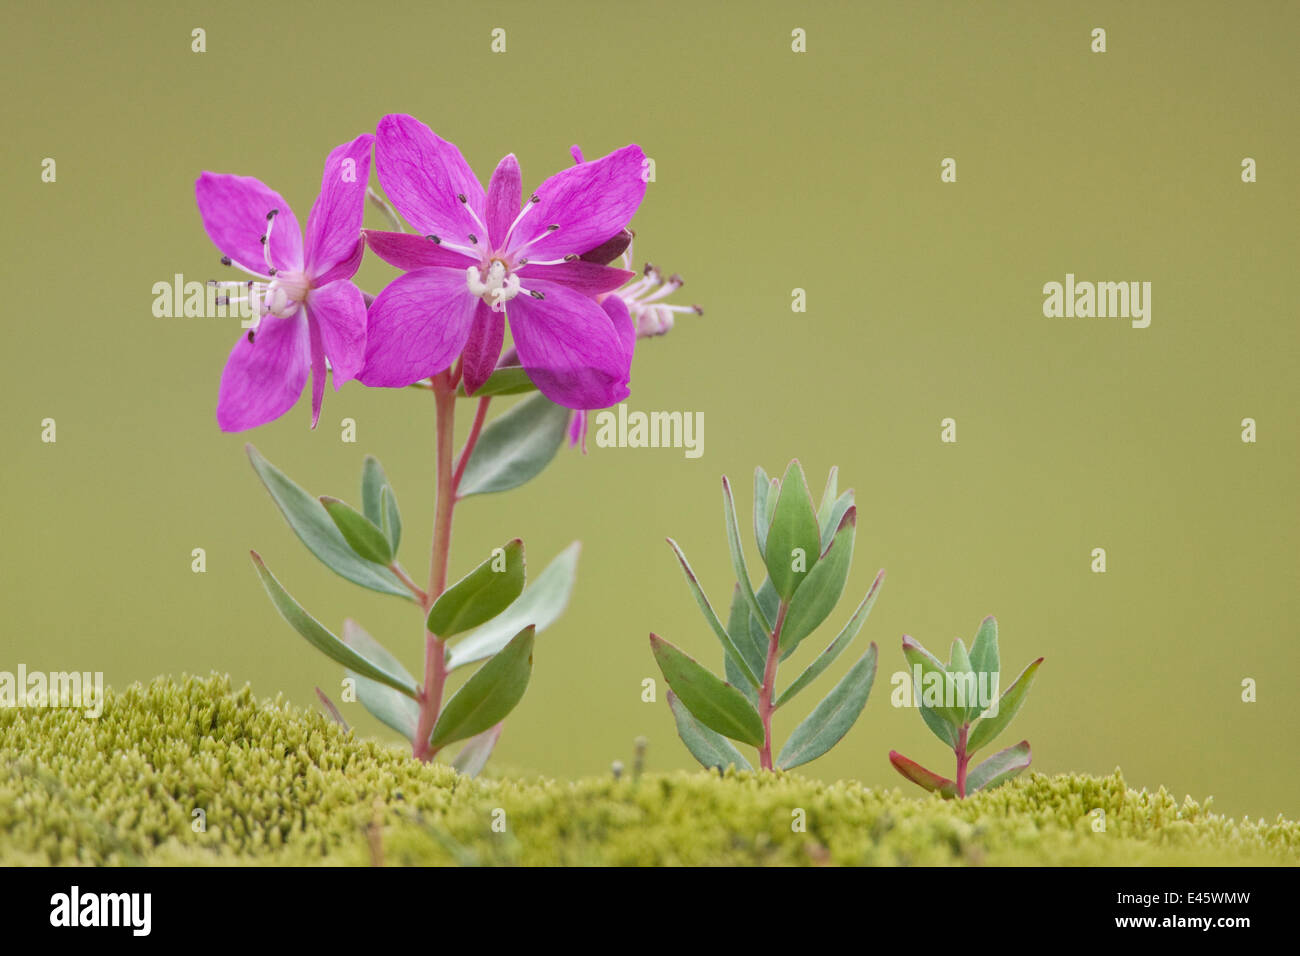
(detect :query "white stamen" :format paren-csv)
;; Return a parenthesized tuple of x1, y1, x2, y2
(466, 260, 521, 312)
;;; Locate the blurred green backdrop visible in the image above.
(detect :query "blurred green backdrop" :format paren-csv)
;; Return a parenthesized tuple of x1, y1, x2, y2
(3, 0, 1296, 820)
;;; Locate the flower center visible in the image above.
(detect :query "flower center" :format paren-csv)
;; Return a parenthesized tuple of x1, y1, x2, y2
(467, 258, 521, 312)
(263, 270, 312, 318)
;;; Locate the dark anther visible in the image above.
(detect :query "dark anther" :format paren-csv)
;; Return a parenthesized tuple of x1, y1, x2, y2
(529, 195, 540, 203)
(529, 290, 545, 300)
(547, 224, 559, 231)
(563, 254, 579, 261)
(457, 193, 467, 203)
(220, 255, 232, 266)
(247, 330, 256, 343)
(268, 268, 277, 276)
(266, 208, 279, 219)
(468, 234, 478, 244)
(259, 235, 267, 244)
(427, 234, 441, 244)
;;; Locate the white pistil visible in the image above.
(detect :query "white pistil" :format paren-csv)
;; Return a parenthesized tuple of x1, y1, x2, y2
(466, 259, 521, 312)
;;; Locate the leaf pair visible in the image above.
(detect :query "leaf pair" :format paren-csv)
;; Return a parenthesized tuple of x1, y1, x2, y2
(891, 616, 1043, 798)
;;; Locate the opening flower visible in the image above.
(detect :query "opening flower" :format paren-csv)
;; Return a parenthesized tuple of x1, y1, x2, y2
(359, 114, 646, 409)
(196, 133, 374, 431)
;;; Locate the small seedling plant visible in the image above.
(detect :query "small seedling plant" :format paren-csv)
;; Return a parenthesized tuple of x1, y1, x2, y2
(889, 617, 1043, 797)
(651, 461, 885, 771)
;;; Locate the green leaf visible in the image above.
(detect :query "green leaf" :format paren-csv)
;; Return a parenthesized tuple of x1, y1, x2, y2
(649, 634, 764, 746)
(666, 538, 759, 688)
(763, 460, 821, 600)
(427, 539, 526, 638)
(902, 635, 965, 730)
(816, 466, 838, 530)
(777, 568, 884, 706)
(445, 543, 579, 672)
(967, 657, 1044, 753)
(249, 553, 418, 698)
(431, 626, 535, 748)
(776, 643, 877, 770)
(457, 393, 570, 497)
(320, 497, 393, 565)
(968, 615, 999, 682)
(450, 724, 503, 778)
(889, 750, 958, 797)
(818, 490, 855, 553)
(667, 691, 753, 772)
(725, 585, 765, 704)
(341, 619, 420, 741)
(778, 506, 857, 654)
(721, 475, 772, 632)
(946, 637, 980, 722)
(361, 455, 401, 552)
(460, 365, 538, 397)
(967, 740, 1032, 792)
(753, 467, 772, 556)
(246, 445, 409, 598)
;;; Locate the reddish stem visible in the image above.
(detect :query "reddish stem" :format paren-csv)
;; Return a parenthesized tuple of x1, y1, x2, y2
(756, 601, 789, 771)
(955, 723, 970, 798)
(388, 562, 427, 605)
(452, 396, 492, 494)
(412, 376, 459, 761)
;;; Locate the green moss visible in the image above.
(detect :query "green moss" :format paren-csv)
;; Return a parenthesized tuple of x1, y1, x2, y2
(2, 675, 1295, 866)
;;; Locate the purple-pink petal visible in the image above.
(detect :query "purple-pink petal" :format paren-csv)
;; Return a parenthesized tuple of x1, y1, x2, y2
(510, 144, 646, 262)
(517, 261, 634, 297)
(506, 279, 632, 410)
(216, 314, 309, 432)
(305, 133, 374, 281)
(485, 154, 522, 251)
(375, 114, 485, 243)
(308, 316, 327, 429)
(307, 280, 367, 388)
(362, 230, 478, 272)
(359, 268, 478, 388)
(461, 301, 505, 396)
(196, 173, 303, 274)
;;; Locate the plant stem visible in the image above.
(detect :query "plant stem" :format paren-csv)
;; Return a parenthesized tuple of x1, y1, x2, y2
(757, 601, 789, 771)
(412, 376, 459, 761)
(452, 396, 491, 493)
(955, 723, 970, 798)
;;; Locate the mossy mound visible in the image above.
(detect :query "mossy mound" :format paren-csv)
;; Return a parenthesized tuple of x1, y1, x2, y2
(1, 675, 1295, 866)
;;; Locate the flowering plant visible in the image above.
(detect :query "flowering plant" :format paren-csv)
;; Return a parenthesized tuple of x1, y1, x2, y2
(194, 115, 695, 773)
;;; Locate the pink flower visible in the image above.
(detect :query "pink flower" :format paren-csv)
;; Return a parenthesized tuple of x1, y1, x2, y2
(359, 114, 645, 409)
(196, 134, 374, 432)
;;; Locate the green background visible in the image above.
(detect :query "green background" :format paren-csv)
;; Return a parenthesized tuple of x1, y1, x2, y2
(3, 0, 1296, 820)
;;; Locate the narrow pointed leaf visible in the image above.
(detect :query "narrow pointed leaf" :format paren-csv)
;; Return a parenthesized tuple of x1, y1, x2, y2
(427, 539, 526, 638)
(451, 723, 504, 778)
(457, 392, 570, 496)
(721, 475, 772, 631)
(968, 615, 999, 682)
(649, 634, 764, 746)
(431, 626, 535, 747)
(967, 740, 1032, 792)
(777, 569, 884, 705)
(818, 489, 855, 553)
(753, 467, 772, 556)
(967, 657, 1044, 753)
(764, 460, 821, 600)
(816, 466, 839, 531)
(361, 455, 402, 551)
(889, 750, 958, 797)
(249, 553, 418, 698)
(902, 635, 965, 728)
(446, 543, 579, 671)
(776, 643, 877, 769)
(778, 506, 857, 654)
(341, 619, 420, 740)
(321, 496, 393, 565)
(725, 585, 766, 702)
(246, 445, 409, 598)
(667, 691, 753, 771)
(666, 538, 759, 687)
